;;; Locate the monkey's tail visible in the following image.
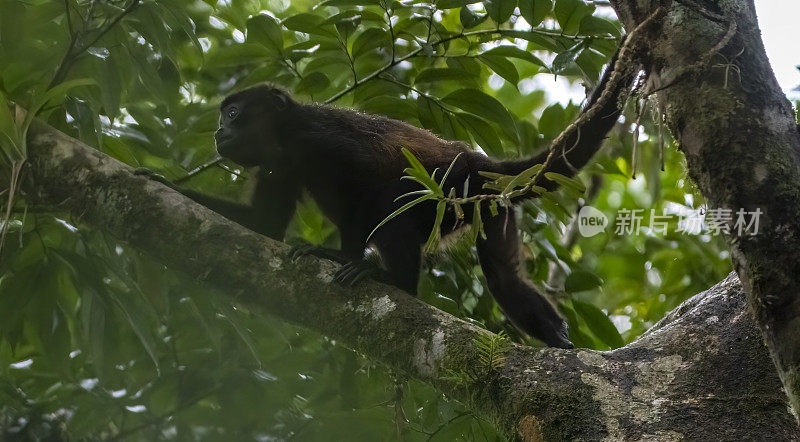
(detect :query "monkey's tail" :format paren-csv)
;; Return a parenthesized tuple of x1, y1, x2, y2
(496, 34, 635, 202)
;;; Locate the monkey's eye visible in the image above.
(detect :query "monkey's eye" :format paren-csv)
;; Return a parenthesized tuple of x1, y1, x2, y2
(226, 107, 239, 119)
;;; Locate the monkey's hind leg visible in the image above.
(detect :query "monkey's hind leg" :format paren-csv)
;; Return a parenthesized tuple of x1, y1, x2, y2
(371, 218, 423, 295)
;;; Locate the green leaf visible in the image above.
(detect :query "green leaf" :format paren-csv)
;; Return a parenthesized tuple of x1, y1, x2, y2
(446, 56, 482, 75)
(482, 46, 545, 67)
(470, 201, 485, 241)
(560, 301, 595, 348)
(579, 15, 621, 37)
(322, 9, 384, 26)
(283, 13, 335, 36)
(105, 287, 161, 373)
(401, 148, 441, 192)
(424, 201, 447, 253)
(457, 113, 504, 157)
(544, 172, 585, 194)
(502, 164, 543, 193)
(437, 0, 478, 8)
(551, 42, 584, 74)
(498, 30, 562, 52)
(148, 378, 179, 416)
(320, 0, 381, 6)
(98, 53, 123, 120)
(368, 194, 435, 241)
(538, 103, 566, 139)
(441, 89, 517, 140)
(296, 72, 331, 96)
(478, 54, 519, 86)
(206, 43, 271, 67)
(219, 305, 262, 366)
(460, 7, 487, 29)
(246, 14, 283, 52)
(554, 0, 595, 34)
(303, 55, 350, 74)
(575, 49, 604, 83)
(415, 67, 475, 84)
(484, 0, 517, 24)
(564, 270, 603, 292)
(358, 96, 416, 121)
(572, 300, 624, 348)
(439, 152, 464, 188)
(81, 288, 108, 377)
(518, 0, 553, 27)
(31, 78, 96, 117)
(0, 91, 21, 161)
(351, 28, 388, 58)
(417, 96, 450, 137)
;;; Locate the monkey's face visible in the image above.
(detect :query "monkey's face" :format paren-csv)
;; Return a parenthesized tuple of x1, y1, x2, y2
(214, 86, 293, 167)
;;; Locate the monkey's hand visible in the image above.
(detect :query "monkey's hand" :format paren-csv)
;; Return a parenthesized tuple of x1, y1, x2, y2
(134, 168, 178, 191)
(289, 242, 349, 264)
(334, 260, 382, 287)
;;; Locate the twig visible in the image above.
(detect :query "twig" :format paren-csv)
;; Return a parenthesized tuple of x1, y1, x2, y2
(379, 75, 452, 114)
(379, 0, 396, 62)
(174, 157, 223, 184)
(646, 17, 737, 95)
(325, 29, 496, 104)
(49, 0, 141, 88)
(324, 27, 613, 104)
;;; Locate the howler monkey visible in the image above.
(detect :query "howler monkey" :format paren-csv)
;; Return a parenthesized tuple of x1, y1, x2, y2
(146, 47, 632, 349)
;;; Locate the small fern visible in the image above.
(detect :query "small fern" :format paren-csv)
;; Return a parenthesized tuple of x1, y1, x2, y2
(442, 332, 512, 388)
(442, 368, 474, 387)
(474, 331, 511, 374)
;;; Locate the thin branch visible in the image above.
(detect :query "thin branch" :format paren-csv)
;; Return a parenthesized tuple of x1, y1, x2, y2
(175, 157, 223, 184)
(324, 27, 613, 104)
(49, 0, 141, 88)
(379, 0, 397, 62)
(379, 75, 453, 114)
(645, 17, 737, 95)
(324, 29, 495, 104)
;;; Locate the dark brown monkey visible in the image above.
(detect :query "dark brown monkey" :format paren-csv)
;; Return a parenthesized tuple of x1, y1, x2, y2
(145, 47, 632, 348)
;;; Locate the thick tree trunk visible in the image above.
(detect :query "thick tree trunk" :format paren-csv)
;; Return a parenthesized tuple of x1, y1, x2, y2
(23, 122, 798, 439)
(611, 0, 800, 419)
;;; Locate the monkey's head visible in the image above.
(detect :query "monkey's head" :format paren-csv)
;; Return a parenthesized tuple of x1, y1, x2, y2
(215, 86, 296, 167)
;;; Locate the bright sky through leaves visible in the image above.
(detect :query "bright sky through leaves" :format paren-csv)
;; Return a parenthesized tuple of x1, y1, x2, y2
(755, 0, 800, 98)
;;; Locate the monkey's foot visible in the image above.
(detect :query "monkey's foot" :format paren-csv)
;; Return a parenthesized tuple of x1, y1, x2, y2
(334, 260, 380, 287)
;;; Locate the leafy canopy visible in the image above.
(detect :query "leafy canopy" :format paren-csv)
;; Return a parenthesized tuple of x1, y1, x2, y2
(0, 0, 730, 439)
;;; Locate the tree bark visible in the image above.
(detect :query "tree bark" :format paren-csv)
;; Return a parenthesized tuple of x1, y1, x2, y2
(611, 0, 800, 420)
(23, 121, 798, 439)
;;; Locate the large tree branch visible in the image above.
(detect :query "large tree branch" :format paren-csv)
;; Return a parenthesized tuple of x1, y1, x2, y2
(23, 121, 797, 439)
(610, 0, 800, 418)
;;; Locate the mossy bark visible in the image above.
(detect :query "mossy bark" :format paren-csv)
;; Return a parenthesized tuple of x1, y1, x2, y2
(611, 0, 800, 421)
(24, 119, 798, 439)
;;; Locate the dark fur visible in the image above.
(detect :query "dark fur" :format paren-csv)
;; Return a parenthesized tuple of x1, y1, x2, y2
(175, 51, 631, 348)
